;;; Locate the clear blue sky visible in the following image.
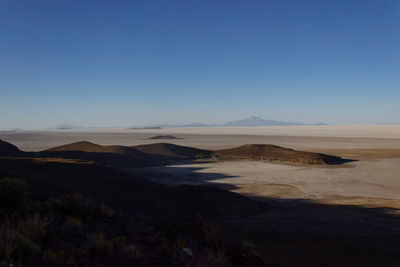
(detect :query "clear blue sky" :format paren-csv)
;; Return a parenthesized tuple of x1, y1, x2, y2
(1, 0, 399, 129)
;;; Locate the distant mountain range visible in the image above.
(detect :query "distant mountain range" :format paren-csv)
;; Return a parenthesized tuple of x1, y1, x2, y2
(50, 124, 83, 130)
(151, 116, 327, 128)
(224, 116, 304, 127)
(49, 117, 327, 130)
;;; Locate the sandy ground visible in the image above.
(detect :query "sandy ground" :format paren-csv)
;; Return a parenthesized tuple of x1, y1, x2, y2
(135, 159, 400, 200)
(2, 125, 400, 151)
(2, 126, 400, 209)
(122, 124, 400, 138)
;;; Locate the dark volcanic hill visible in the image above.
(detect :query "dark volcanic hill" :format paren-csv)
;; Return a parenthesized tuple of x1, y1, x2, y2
(149, 135, 181, 140)
(42, 141, 213, 167)
(46, 141, 137, 154)
(41, 141, 167, 167)
(215, 144, 352, 165)
(0, 139, 26, 156)
(132, 143, 213, 159)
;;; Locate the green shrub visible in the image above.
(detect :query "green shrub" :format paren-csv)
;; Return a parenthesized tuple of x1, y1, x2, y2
(87, 232, 113, 256)
(17, 214, 48, 242)
(0, 177, 29, 210)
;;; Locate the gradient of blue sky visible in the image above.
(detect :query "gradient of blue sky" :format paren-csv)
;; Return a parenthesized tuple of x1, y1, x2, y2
(1, 0, 399, 129)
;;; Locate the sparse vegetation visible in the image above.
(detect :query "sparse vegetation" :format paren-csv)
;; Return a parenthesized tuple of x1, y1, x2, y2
(0, 217, 40, 263)
(68, 217, 83, 231)
(87, 232, 113, 256)
(17, 214, 48, 242)
(0, 156, 253, 266)
(52, 193, 89, 218)
(203, 248, 231, 267)
(96, 203, 114, 218)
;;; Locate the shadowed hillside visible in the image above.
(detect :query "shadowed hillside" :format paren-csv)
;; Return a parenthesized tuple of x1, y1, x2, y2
(0, 157, 262, 221)
(0, 139, 26, 156)
(45, 141, 138, 154)
(41, 141, 214, 167)
(41, 141, 167, 167)
(132, 143, 213, 159)
(1, 139, 353, 167)
(216, 144, 354, 165)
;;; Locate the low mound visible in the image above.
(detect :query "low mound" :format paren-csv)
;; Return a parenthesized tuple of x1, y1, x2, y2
(42, 141, 166, 167)
(42, 141, 213, 167)
(0, 139, 25, 156)
(132, 143, 213, 159)
(46, 141, 137, 155)
(149, 135, 181, 140)
(215, 144, 352, 165)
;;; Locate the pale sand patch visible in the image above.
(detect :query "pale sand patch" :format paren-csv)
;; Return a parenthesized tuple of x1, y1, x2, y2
(28, 125, 400, 138)
(156, 159, 400, 200)
(231, 183, 304, 199)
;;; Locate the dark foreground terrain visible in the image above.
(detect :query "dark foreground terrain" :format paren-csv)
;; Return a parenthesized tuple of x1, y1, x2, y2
(1, 139, 399, 266)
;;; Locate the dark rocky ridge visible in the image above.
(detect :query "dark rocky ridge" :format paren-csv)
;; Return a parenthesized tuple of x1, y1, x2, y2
(0, 139, 26, 156)
(148, 135, 181, 140)
(0, 140, 353, 167)
(132, 143, 212, 159)
(215, 144, 353, 165)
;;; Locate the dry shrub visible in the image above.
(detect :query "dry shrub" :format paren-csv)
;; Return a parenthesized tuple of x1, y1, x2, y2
(17, 214, 48, 242)
(68, 217, 83, 231)
(96, 204, 114, 218)
(200, 221, 219, 247)
(53, 193, 89, 218)
(0, 218, 40, 262)
(87, 232, 113, 256)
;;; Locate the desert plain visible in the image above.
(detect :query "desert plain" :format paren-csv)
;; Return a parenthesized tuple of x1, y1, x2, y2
(2, 125, 400, 210)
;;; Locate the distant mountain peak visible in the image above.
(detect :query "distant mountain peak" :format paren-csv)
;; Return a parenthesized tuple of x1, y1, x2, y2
(248, 116, 263, 121)
(224, 116, 304, 127)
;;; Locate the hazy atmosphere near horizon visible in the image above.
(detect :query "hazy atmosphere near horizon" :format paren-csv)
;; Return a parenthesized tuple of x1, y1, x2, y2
(1, 0, 399, 129)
